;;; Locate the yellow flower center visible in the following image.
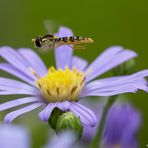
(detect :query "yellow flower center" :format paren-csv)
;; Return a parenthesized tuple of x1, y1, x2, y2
(36, 66, 85, 102)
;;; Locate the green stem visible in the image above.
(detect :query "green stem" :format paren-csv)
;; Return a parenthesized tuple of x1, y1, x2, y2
(90, 95, 118, 148)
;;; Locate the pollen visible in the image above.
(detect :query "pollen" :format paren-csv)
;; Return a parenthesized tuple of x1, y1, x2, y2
(36, 66, 85, 102)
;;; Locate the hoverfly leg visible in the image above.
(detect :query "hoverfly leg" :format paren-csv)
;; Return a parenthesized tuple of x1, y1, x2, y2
(68, 44, 74, 49)
(73, 44, 86, 50)
(54, 44, 62, 48)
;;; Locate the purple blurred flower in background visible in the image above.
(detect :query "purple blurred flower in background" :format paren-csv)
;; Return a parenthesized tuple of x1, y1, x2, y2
(82, 104, 141, 148)
(102, 105, 141, 148)
(0, 26, 148, 127)
(0, 124, 30, 148)
(45, 131, 78, 148)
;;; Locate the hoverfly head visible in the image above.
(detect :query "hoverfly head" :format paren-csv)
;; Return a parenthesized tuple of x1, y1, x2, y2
(32, 36, 43, 48)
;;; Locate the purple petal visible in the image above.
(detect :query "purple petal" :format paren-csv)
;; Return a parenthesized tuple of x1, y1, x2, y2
(80, 87, 137, 97)
(85, 46, 123, 79)
(0, 46, 36, 80)
(54, 27, 73, 69)
(0, 77, 39, 95)
(81, 78, 147, 96)
(0, 97, 41, 111)
(4, 102, 44, 123)
(0, 77, 37, 92)
(0, 63, 34, 85)
(81, 69, 148, 97)
(80, 82, 145, 97)
(18, 48, 47, 77)
(81, 101, 102, 142)
(0, 124, 30, 148)
(82, 82, 137, 93)
(55, 26, 74, 38)
(72, 56, 88, 71)
(0, 90, 39, 96)
(39, 103, 57, 121)
(103, 70, 148, 87)
(0, 47, 29, 66)
(95, 76, 127, 82)
(91, 74, 147, 86)
(85, 46, 137, 82)
(56, 101, 70, 111)
(126, 69, 148, 80)
(47, 131, 76, 148)
(69, 102, 96, 127)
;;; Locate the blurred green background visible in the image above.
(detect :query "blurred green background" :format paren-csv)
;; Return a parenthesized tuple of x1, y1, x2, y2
(0, 0, 148, 147)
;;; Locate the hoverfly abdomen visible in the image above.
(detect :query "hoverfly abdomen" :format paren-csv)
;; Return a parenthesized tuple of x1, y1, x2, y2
(57, 38, 61, 42)
(54, 38, 58, 42)
(62, 37, 68, 42)
(75, 36, 81, 41)
(68, 36, 93, 44)
(69, 36, 74, 42)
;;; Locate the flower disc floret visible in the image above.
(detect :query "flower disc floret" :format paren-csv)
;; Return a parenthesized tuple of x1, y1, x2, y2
(36, 66, 85, 102)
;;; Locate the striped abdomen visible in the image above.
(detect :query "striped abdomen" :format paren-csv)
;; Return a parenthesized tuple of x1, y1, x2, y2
(54, 36, 94, 45)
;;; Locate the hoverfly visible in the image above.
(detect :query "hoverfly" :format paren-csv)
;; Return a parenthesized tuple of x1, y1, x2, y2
(32, 34, 94, 50)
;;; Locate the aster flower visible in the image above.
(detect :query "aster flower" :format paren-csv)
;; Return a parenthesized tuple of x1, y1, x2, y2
(82, 104, 141, 148)
(102, 104, 141, 148)
(45, 131, 78, 148)
(0, 124, 30, 148)
(0, 27, 148, 127)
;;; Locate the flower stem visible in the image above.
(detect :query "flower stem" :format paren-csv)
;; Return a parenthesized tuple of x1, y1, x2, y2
(90, 95, 118, 148)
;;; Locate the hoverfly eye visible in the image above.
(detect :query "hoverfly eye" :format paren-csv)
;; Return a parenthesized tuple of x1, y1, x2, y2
(35, 37, 42, 48)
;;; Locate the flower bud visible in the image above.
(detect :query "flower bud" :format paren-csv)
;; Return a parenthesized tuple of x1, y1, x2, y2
(48, 108, 63, 129)
(55, 112, 83, 138)
(113, 59, 136, 76)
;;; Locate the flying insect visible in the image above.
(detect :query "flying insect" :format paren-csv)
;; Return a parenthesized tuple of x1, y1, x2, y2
(32, 34, 94, 50)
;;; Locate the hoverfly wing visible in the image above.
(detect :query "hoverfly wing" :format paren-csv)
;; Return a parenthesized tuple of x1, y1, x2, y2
(43, 20, 59, 34)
